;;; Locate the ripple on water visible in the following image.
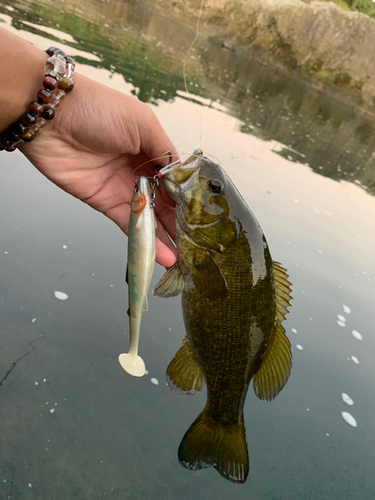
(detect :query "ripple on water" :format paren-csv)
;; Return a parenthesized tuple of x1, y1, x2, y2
(341, 412, 357, 428)
(352, 330, 363, 341)
(341, 393, 354, 406)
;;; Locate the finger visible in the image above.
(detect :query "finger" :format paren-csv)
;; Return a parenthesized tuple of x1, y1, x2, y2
(138, 106, 179, 169)
(155, 238, 177, 268)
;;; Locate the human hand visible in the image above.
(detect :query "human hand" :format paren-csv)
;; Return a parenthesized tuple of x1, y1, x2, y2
(20, 73, 178, 267)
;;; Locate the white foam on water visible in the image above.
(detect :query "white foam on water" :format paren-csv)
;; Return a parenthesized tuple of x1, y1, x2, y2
(351, 356, 359, 364)
(337, 315, 346, 322)
(291, 328, 297, 334)
(32, 318, 37, 323)
(337, 321, 346, 327)
(343, 305, 351, 314)
(352, 330, 363, 341)
(150, 377, 159, 385)
(54, 291, 68, 301)
(341, 393, 354, 406)
(341, 412, 357, 428)
(296, 345, 303, 351)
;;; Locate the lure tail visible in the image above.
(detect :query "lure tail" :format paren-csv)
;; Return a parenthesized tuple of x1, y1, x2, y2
(178, 409, 249, 484)
(118, 353, 146, 377)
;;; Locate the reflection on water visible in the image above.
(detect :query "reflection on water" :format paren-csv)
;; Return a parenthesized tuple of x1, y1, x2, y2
(1, 0, 375, 498)
(2, 0, 375, 193)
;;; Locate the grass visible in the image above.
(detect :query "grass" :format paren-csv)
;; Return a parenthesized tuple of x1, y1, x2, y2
(319, 0, 375, 19)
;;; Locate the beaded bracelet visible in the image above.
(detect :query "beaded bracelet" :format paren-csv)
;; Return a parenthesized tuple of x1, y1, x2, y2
(0, 47, 75, 152)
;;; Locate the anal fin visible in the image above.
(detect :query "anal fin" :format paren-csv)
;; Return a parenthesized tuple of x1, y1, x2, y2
(167, 339, 204, 395)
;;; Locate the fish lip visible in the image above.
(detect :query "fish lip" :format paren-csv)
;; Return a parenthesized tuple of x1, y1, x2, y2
(161, 156, 202, 199)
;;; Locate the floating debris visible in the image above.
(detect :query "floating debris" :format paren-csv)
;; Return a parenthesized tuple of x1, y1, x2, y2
(352, 330, 363, 341)
(150, 377, 159, 385)
(341, 411, 357, 428)
(341, 393, 354, 406)
(54, 291, 68, 301)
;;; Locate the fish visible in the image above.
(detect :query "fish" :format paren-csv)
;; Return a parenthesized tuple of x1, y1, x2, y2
(153, 150, 292, 483)
(119, 177, 156, 377)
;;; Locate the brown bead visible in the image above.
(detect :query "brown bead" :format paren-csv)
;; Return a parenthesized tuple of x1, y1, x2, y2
(22, 130, 36, 142)
(46, 47, 58, 56)
(5, 145, 17, 152)
(58, 76, 74, 92)
(0, 136, 13, 148)
(42, 107, 55, 120)
(15, 122, 27, 135)
(22, 113, 37, 126)
(29, 100, 44, 115)
(43, 76, 58, 91)
(37, 88, 52, 104)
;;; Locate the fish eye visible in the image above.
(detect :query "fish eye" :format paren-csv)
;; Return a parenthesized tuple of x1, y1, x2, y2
(207, 179, 224, 194)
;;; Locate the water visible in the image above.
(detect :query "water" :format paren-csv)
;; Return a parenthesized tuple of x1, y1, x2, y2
(1, 0, 375, 498)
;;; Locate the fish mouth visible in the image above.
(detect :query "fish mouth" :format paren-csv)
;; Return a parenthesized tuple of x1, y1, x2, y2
(161, 149, 203, 201)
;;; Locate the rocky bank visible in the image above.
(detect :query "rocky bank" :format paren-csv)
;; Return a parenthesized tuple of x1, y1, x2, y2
(157, 0, 375, 112)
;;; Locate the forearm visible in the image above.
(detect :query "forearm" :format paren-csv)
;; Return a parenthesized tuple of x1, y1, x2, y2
(0, 26, 47, 132)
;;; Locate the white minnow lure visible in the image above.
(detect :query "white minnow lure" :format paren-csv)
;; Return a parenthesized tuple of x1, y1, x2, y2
(119, 177, 156, 377)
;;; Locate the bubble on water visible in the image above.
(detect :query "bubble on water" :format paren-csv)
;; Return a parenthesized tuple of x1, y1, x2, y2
(337, 321, 346, 327)
(296, 345, 303, 351)
(351, 356, 359, 364)
(341, 393, 354, 406)
(50, 409, 55, 414)
(337, 315, 346, 322)
(110, 284, 114, 288)
(54, 291, 68, 301)
(43, 378, 47, 382)
(28, 483, 32, 488)
(62, 245, 67, 249)
(352, 330, 363, 341)
(145, 370, 149, 375)
(151, 377, 159, 385)
(32, 318, 37, 323)
(35, 382, 38, 386)
(326, 433, 330, 436)
(291, 328, 297, 334)
(343, 305, 351, 314)
(4, 251, 9, 255)
(341, 411, 357, 427)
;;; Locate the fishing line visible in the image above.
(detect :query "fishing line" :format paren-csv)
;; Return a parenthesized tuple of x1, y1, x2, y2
(182, 0, 205, 144)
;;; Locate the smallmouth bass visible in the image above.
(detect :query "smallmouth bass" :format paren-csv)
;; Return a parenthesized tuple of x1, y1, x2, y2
(119, 177, 156, 377)
(153, 151, 292, 483)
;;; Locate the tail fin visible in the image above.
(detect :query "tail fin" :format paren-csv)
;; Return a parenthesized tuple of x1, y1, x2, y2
(118, 353, 146, 377)
(178, 410, 249, 484)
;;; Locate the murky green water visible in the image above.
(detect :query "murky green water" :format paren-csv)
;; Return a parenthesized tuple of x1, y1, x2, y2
(1, 0, 375, 498)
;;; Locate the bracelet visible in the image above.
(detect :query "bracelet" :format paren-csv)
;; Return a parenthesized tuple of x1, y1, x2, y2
(0, 47, 75, 152)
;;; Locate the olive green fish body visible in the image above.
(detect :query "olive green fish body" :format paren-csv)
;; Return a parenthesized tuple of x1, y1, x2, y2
(154, 152, 292, 483)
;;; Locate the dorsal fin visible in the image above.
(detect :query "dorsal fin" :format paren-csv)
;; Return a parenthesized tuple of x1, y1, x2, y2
(252, 261, 293, 401)
(273, 261, 292, 322)
(252, 322, 292, 401)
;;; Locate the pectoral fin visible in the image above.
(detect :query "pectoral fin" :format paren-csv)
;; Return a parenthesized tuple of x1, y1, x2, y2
(153, 262, 184, 297)
(193, 252, 228, 300)
(167, 339, 204, 395)
(253, 322, 292, 401)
